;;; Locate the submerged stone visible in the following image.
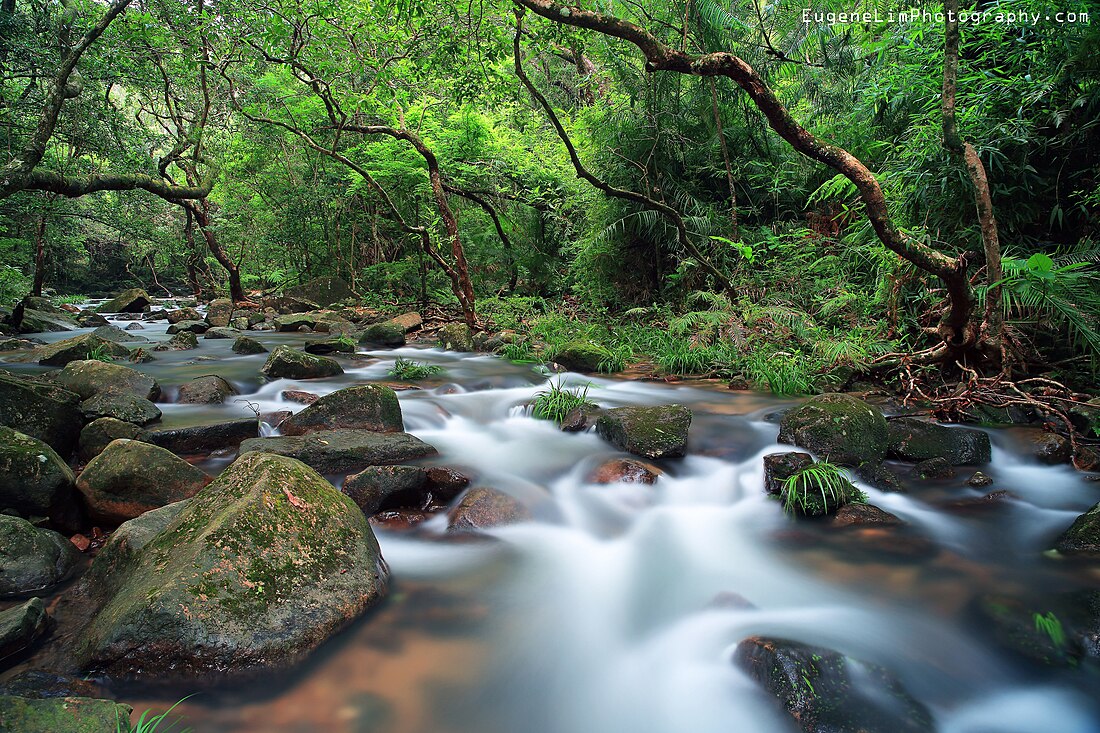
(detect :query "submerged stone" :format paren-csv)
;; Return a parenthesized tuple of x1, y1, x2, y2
(447, 487, 531, 532)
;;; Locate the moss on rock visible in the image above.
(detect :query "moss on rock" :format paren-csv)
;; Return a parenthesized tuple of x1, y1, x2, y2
(260, 345, 343, 380)
(0, 426, 77, 525)
(595, 405, 692, 460)
(437, 323, 474, 352)
(886, 417, 991, 465)
(0, 514, 79, 596)
(0, 695, 133, 732)
(778, 393, 888, 466)
(550, 341, 614, 373)
(279, 385, 402, 436)
(0, 370, 83, 456)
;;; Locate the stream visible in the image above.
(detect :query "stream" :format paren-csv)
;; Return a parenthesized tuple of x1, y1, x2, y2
(3, 308, 1100, 733)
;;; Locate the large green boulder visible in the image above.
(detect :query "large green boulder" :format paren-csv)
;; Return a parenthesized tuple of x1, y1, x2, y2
(551, 341, 614, 373)
(0, 696, 133, 732)
(1054, 501, 1100, 556)
(239, 429, 436, 475)
(76, 439, 211, 525)
(232, 336, 267, 355)
(0, 514, 79, 596)
(205, 298, 235, 327)
(595, 405, 692, 460)
(83, 501, 191, 594)
(89, 325, 145, 344)
(77, 417, 143, 462)
(0, 426, 77, 525)
(733, 637, 934, 733)
(437, 323, 474, 351)
(279, 385, 402, 436)
(18, 309, 78, 334)
(283, 276, 358, 307)
(0, 370, 83, 456)
(79, 391, 161, 426)
(29, 333, 130, 367)
(54, 360, 160, 401)
(260, 345, 343, 380)
(778, 394, 888, 466)
(0, 598, 50, 662)
(76, 452, 388, 677)
(176, 375, 238, 404)
(886, 417, 991, 465)
(95, 288, 149, 314)
(360, 322, 406, 347)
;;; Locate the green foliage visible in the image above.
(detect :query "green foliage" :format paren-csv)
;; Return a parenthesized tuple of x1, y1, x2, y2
(120, 696, 192, 733)
(388, 357, 445, 380)
(501, 340, 538, 363)
(780, 461, 866, 516)
(1033, 611, 1067, 649)
(0, 266, 29, 306)
(531, 380, 595, 423)
(87, 345, 115, 363)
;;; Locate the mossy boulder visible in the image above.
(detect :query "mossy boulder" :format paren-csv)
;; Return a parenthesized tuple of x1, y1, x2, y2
(176, 375, 238, 404)
(733, 636, 934, 733)
(437, 323, 474, 351)
(360, 322, 406, 347)
(77, 417, 142, 462)
(239, 429, 436, 475)
(79, 391, 161, 426)
(166, 307, 202, 324)
(1054, 501, 1100, 556)
(203, 326, 242, 340)
(232, 335, 268, 355)
(0, 426, 77, 526)
(447, 487, 531, 532)
(18, 309, 78, 334)
(0, 514, 79, 596)
(260, 345, 343, 380)
(30, 333, 130, 367)
(84, 501, 191, 595)
(205, 298, 235, 327)
(54, 360, 160, 401)
(595, 405, 692, 459)
(778, 394, 888, 466)
(154, 331, 199, 351)
(304, 337, 356, 355)
(165, 320, 209, 335)
(283, 276, 358, 308)
(95, 288, 150, 314)
(762, 452, 814, 496)
(0, 598, 50, 662)
(388, 312, 422, 333)
(886, 417, 991, 465)
(0, 695, 133, 732)
(551, 341, 613, 373)
(75, 310, 108, 328)
(279, 385, 402, 436)
(76, 452, 388, 677)
(0, 370, 83, 456)
(273, 310, 349, 332)
(76, 439, 212, 525)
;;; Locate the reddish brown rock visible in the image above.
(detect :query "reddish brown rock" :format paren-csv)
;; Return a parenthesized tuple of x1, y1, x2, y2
(588, 457, 662, 485)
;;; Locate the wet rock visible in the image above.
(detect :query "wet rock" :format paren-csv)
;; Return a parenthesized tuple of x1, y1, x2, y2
(778, 394, 888, 466)
(77, 417, 142, 462)
(0, 370, 82, 455)
(283, 275, 358, 307)
(76, 439, 211, 524)
(425, 467, 470, 495)
(974, 594, 1083, 667)
(90, 324, 144, 343)
(1075, 445, 1100, 472)
(143, 309, 168, 321)
(17, 309, 77, 333)
(166, 319, 209, 335)
(166, 307, 202, 324)
(437, 323, 474, 351)
(941, 490, 1013, 513)
(852, 462, 905, 492)
(203, 326, 241, 340)
(76, 310, 108, 328)
(279, 385, 402, 436)
(388, 312, 422, 333)
(124, 322, 144, 331)
(30, 333, 130, 366)
(559, 404, 604, 432)
(343, 466, 430, 514)
(781, 464, 864, 518)
(550, 340, 613, 372)
(1068, 399, 1100, 437)
(260, 345, 343, 380)
(884, 416, 998, 462)
(0, 598, 50, 663)
(967, 471, 994, 487)
(0, 514, 79, 596)
(304, 337, 356, 355)
(763, 452, 814, 496)
(76, 452, 388, 677)
(79, 391, 161, 426)
(915, 456, 955, 479)
(588, 458, 663, 485)
(1053, 500, 1100, 556)
(239, 429, 436, 475)
(154, 331, 199, 351)
(55, 359, 160, 400)
(734, 637, 935, 733)
(232, 335, 267, 354)
(970, 402, 1038, 425)
(1027, 431, 1072, 465)
(95, 288, 150, 314)
(205, 298, 235, 327)
(281, 390, 318, 405)
(595, 405, 692, 460)
(84, 501, 191, 592)
(0, 426, 77, 526)
(830, 503, 903, 528)
(360, 322, 406, 347)
(140, 418, 258, 455)
(0, 670, 105, 700)
(0, 695, 134, 732)
(177, 375, 238, 404)
(447, 487, 531, 532)
(274, 310, 351, 333)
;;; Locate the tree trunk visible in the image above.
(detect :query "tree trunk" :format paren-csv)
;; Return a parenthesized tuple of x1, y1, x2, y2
(188, 199, 244, 303)
(709, 78, 739, 239)
(30, 212, 48, 297)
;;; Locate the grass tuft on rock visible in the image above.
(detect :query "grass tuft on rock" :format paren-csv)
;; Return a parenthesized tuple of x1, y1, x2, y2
(388, 357, 445, 380)
(531, 380, 595, 423)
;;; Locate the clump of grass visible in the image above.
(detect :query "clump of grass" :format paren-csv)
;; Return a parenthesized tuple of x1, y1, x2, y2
(597, 343, 632, 373)
(120, 696, 192, 733)
(87, 345, 114, 362)
(531, 380, 595, 423)
(388, 357, 445, 380)
(501, 340, 538, 363)
(781, 460, 865, 516)
(1033, 611, 1067, 648)
(334, 335, 356, 350)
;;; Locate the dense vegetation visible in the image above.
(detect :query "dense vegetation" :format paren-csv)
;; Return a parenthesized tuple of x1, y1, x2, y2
(2, 0, 1098, 392)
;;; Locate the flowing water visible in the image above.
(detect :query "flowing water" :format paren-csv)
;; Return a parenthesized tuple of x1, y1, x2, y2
(3, 309, 1100, 733)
